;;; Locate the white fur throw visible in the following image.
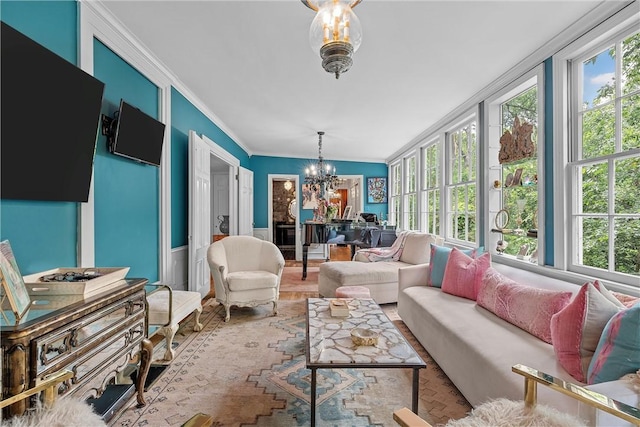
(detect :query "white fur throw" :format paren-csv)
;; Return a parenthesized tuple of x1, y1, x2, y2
(0, 398, 106, 427)
(444, 398, 584, 427)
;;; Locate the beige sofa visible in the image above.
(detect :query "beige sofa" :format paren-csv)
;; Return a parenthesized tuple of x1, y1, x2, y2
(318, 232, 442, 304)
(397, 261, 639, 424)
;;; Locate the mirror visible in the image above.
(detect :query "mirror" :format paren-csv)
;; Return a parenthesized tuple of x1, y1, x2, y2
(288, 199, 297, 219)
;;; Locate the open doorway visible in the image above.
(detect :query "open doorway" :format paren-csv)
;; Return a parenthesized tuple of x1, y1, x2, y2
(268, 174, 300, 261)
(210, 155, 230, 241)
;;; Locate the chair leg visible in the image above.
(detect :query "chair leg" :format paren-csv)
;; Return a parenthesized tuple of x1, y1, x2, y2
(223, 303, 231, 322)
(193, 307, 203, 332)
(161, 324, 179, 361)
(272, 300, 278, 316)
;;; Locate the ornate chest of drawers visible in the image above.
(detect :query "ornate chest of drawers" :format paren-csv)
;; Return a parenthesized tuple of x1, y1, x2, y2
(1, 278, 152, 420)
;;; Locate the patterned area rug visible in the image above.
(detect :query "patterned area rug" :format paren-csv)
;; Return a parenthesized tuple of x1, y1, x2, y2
(110, 298, 471, 427)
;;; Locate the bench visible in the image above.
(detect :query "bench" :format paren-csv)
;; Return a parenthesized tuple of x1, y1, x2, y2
(147, 288, 204, 361)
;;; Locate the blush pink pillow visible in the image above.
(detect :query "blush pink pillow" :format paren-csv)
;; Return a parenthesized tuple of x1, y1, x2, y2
(441, 248, 491, 300)
(477, 268, 572, 343)
(550, 281, 624, 382)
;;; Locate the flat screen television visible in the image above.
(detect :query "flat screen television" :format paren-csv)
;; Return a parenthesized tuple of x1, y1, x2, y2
(108, 100, 165, 167)
(1, 22, 105, 202)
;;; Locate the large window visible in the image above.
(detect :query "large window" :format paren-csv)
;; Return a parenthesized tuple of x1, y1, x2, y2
(403, 154, 417, 230)
(446, 119, 477, 243)
(569, 29, 640, 280)
(389, 162, 402, 227)
(420, 141, 440, 235)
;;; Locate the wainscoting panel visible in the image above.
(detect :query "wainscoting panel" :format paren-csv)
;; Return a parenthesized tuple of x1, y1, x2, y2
(253, 228, 269, 241)
(171, 245, 188, 291)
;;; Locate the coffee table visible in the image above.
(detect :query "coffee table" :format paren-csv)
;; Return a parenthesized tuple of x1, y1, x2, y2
(305, 298, 426, 426)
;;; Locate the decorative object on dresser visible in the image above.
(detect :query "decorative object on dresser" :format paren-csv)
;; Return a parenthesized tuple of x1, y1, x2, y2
(22, 267, 129, 297)
(1, 278, 152, 422)
(0, 240, 32, 322)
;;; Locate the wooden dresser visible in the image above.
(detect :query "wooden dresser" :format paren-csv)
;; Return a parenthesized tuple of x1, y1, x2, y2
(1, 278, 152, 421)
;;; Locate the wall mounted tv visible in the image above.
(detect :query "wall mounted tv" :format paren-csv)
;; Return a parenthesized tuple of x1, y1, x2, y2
(106, 100, 166, 167)
(1, 22, 105, 203)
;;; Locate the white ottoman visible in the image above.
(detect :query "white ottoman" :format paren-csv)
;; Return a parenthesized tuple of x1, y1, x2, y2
(147, 289, 203, 361)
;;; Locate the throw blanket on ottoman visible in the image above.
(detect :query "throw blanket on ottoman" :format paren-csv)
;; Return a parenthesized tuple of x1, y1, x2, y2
(354, 230, 412, 262)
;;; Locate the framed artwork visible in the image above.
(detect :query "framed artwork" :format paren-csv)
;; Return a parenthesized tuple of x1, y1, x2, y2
(301, 184, 319, 210)
(342, 205, 352, 220)
(0, 240, 31, 321)
(367, 177, 388, 204)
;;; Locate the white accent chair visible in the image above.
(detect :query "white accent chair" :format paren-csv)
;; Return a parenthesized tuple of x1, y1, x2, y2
(207, 235, 285, 322)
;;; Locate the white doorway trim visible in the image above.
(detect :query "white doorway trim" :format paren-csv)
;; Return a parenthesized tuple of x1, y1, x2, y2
(268, 174, 300, 259)
(201, 135, 240, 236)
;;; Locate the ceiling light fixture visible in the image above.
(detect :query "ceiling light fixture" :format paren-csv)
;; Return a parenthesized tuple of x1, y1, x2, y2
(302, 0, 363, 79)
(304, 131, 339, 198)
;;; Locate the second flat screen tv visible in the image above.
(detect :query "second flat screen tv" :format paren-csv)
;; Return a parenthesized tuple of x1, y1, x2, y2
(109, 100, 166, 167)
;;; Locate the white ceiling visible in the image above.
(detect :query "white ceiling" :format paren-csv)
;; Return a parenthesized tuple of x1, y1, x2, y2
(99, 0, 604, 163)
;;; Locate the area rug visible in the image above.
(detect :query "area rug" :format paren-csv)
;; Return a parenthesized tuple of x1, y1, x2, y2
(280, 266, 320, 294)
(110, 299, 471, 427)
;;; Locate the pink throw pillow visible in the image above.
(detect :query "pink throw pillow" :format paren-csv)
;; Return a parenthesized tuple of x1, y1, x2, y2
(550, 281, 625, 382)
(441, 248, 491, 301)
(611, 291, 640, 308)
(477, 268, 572, 344)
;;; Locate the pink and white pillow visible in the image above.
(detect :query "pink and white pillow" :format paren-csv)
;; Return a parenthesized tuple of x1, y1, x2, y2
(550, 281, 625, 382)
(441, 248, 491, 301)
(477, 268, 572, 344)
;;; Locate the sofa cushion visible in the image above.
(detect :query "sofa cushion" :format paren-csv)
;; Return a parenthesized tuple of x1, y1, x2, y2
(587, 303, 640, 384)
(550, 281, 625, 382)
(427, 244, 480, 288)
(398, 233, 441, 265)
(477, 268, 572, 343)
(441, 248, 491, 300)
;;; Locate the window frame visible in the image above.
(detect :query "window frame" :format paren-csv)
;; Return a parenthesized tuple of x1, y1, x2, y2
(419, 138, 442, 236)
(402, 152, 418, 230)
(553, 8, 639, 287)
(444, 114, 478, 245)
(484, 66, 544, 265)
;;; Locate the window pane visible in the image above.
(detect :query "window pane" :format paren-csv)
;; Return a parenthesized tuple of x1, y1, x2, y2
(580, 217, 609, 270)
(582, 48, 615, 109)
(622, 93, 640, 151)
(622, 32, 640, 95)
(581, 104, 615, 158)
(451, 133, 460, 183)
(615, 218, 640, 276)
(615, 157, 640, 214)
(468, 214, 476, 243)
(581, 163, 608, 214)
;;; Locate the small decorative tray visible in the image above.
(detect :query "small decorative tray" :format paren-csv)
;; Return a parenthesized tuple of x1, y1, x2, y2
(350, 328, 379, 346)
(23, 267, 129, 296)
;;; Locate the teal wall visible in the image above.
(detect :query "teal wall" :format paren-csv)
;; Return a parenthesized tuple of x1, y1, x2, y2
(0, 1, 78, 275)
(543, 57, 554, 266)
(93, 40, 160, 281)
(170, 88, 251, 248)
(250, 156, 388, 228)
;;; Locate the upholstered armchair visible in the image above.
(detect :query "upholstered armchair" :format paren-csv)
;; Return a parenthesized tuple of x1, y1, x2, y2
(207, 235, 285, 322)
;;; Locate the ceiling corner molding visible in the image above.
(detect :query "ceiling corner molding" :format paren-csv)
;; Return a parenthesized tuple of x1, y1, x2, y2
(83, 0, 253, 157)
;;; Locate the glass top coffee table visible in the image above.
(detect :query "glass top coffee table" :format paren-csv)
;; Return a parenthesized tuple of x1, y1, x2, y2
(306, 298, 426, 426)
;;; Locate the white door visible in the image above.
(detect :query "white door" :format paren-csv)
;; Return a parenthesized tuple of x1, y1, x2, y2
(188, 130, 211, 298)
(238, 166, 253, 236)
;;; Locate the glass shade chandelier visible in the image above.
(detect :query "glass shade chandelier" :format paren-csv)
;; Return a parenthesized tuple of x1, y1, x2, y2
(304, 131, 339, 198)
(302, 0, 363, 79)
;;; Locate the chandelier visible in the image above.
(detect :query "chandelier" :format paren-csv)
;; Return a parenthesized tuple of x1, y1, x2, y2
(304, 131, 339, 198)
(302, 0, 363, 79)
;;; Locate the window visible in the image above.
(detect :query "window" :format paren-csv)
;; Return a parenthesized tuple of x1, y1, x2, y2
(420, 141, 440, 235)
(389, 162, 402, 227)
(569, 29, 640, 281)
(446, 119, 477, 243)
(403, 154, 417, 230)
